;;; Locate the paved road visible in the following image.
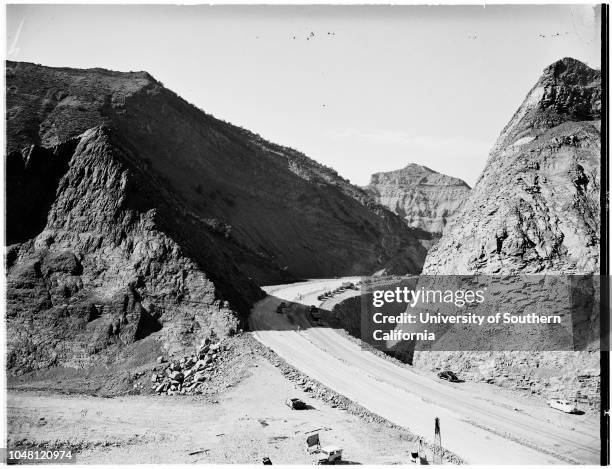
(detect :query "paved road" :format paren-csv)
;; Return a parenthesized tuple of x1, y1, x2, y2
(250, 278, 600, 465)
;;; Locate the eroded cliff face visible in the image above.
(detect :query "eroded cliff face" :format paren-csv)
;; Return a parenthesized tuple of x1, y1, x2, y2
(423, 58, 600, 275)
(6, 61, 425, 374)
(416, 58, 602, 409)
(7, 127, 258, 373)
(365, 164, 470, 245)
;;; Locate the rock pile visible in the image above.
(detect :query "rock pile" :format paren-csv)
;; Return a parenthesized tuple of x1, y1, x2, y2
(151, 337, 226, 396)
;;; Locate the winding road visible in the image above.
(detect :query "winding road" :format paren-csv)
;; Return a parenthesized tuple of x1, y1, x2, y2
(250, 278, 600, 465)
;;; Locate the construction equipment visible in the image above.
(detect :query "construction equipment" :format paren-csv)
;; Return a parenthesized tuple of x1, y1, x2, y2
(307, 433, 321, 453)
(316, 447, 343, 465)
(306, 433, 343, 465)
(286, 397, 307, 410)
(437, 370, 460, 382)
(309, 305, 322, 321)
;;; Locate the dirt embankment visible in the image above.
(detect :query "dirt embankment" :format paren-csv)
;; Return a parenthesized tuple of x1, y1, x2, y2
(8, 332, 461, 465)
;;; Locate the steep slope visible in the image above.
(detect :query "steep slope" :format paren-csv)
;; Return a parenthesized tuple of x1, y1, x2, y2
(7, 62, 425, 280)
(6, 126, 262, 374)
(423, 57, 600, 275)
(364, 164, 470, 243)
(416, 58, 602, 408)
(6, 61, 425, 375)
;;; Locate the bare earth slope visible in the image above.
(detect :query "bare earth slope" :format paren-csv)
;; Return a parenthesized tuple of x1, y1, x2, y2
(365, 163, 470, 236)
(417, 58, 601, 406)
(5, 61, 425, 375)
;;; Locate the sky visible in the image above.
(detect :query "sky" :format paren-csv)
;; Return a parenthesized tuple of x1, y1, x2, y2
(6, 4, 601, 187)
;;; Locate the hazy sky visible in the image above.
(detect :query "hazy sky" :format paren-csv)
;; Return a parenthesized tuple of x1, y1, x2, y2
(6, 5, 601, 187)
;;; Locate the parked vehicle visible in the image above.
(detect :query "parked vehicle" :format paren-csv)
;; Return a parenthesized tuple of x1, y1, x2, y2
(547, 399, 579, 414)
(309, 305, 321, 321)
(285, 397, 307, 410)
(437, 370, 460, 382)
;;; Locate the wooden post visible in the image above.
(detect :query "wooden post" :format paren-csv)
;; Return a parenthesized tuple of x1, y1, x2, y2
(434, 417, 441, 464)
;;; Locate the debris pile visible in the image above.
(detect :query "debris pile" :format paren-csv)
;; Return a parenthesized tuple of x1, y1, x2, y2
(151, 336, 226, 396)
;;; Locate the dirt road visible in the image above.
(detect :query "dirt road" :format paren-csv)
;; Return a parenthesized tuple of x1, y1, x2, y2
(8, 357, 426, 464)
(250, 278, 600, 465)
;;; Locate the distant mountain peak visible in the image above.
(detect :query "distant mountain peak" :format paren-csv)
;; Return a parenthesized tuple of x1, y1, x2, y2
(401, 162, 436, 173)
(365, 164, 470, 238)
(369, 163, 470, 189)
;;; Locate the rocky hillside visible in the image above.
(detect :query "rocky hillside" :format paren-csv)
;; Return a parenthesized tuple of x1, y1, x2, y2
(416, 58, 601, 408)
(5, 61, 425, 375)
(364, 164, 470, 243)
(423, 57, 601, 275)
